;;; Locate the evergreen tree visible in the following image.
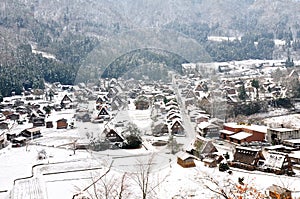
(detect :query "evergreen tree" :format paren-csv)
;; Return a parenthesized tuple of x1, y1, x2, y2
(251, 79, 260, 99)
(238, 82, 247, 101)
(285, 49, 294, 67)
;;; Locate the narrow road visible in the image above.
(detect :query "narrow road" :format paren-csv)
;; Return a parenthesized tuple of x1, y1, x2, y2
(172, 74, 197, 147)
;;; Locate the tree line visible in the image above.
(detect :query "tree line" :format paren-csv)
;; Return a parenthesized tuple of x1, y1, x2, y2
(0, 34, 98, 98)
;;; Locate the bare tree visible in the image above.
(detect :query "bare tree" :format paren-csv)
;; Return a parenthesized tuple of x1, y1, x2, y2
(72, 161, 113, 199)
(87, 172, 132, 199)
(195, 170, 266, 199)
(130, 154, 170, 199)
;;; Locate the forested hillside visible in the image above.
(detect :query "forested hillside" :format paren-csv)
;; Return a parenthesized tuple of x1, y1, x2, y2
(1, 0, 300, 97)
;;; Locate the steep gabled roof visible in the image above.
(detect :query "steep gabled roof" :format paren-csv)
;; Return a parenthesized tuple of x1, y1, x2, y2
(194, 136, 218, 155)
(98, 106, 109, 116)
(264, 151, 287, 170)
(233, 146, 264, 165)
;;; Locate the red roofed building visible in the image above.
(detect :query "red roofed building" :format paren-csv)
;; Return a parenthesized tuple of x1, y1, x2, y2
(220, 122, 267, 144)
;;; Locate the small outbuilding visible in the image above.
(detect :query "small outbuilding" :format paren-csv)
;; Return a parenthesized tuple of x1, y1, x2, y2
(203, 158, 218, 168)
(57, 118, 68, 129)
(46, 121, 53, 128)
(177, 151, 197, 168)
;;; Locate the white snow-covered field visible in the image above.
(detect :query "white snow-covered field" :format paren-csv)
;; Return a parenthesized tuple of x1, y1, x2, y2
(2, 142, 300, 199)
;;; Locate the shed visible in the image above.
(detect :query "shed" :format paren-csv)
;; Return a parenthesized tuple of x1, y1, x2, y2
(177, 151, 197, 168)
(46, 121, 53, 128)
(203, 158, 217, 168)
(57, 118, 68, 129)
(33, 117, 45, 127)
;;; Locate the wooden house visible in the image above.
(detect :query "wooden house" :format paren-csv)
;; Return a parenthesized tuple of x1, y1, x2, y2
(221, 123, 267, 144)
(177, 151, 197, 168)
(107, 86, 121, 98)
(28, 112, 39, 123)
(75, 112, 91, 122)
(198, 96, 211, 111)
(16, 106, 29, 114)
(194, 84, 207, 92)
(267, 127, 300, 145)
(21, 127, 42, 139)
(185, 98, 196, 108)
(60, 94, 73, 109)
(11, 136, 27, 147)
(154, 93, 165, 102)
(263, 151, 294, 175)
(268, 184, 292, 199)
(111, 96, 127, 111)
(6, 131, 17, 141)
(96, 95, 107, 105)
(196, 122, 219, 138)
(33, 117, 45, 127)
(152, 122, 169, 137)
(103, 128, 124, 143)
(230, 146, 265, 171)
(188, 136, 218, 158)
(0, 122, 9, 130)
(203, 158, 218, 168)
(134, 96, 150, 110)
(195, 114, 209, 124)
(170, 120, 184, 136)
(56, 118, 68, 129)
(97, 106, 110, 120)
(228, 131, 253, 144)
(7, 113, 20, 121)
(46, 121, 53, 128)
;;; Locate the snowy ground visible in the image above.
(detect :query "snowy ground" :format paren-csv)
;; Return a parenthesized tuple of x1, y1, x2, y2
(2, 142, 300, 199)
(2, 97, 300, 198)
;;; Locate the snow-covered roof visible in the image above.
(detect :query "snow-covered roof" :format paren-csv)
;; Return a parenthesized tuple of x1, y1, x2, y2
(283, 138, 300, 143)
(224, 123, 267, 133)
(197, 122, 218, 130)
(289, 150, 300, 159)
(235, 146, 261, 152)
(264, 152, 286, 170)
(195, 114, 210, 119)
(269, 127, 297, 132)
(177, 151, 198, 161)
(13, 136, 27, 141)
(219, 129, 235, 135)
(229, 132, 252, 140)
(244, 124, 268, 134)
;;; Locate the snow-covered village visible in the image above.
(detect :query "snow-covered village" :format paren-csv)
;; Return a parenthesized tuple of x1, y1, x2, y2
(4, 0, 300, 199)
(1, 58, 300, 199)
